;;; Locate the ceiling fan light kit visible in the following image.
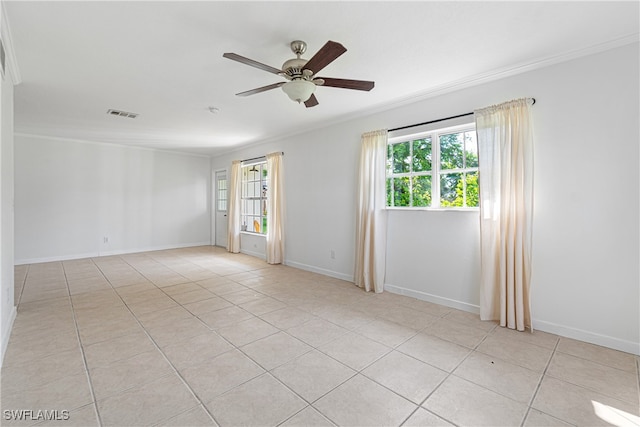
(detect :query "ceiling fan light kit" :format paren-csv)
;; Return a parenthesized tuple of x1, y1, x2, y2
(223, 40, 375, 108)
(282, 79, 316, 103)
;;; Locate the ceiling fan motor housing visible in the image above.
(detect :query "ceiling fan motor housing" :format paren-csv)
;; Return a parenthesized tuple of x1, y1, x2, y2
(281, 58, 309, 80)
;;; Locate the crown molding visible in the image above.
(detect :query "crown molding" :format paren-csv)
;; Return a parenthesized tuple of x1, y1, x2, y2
(1, 1, 22, 84)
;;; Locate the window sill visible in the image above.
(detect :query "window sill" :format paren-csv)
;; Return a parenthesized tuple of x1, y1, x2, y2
(385, 207, 479, 212)
(240, 231, 267, 237)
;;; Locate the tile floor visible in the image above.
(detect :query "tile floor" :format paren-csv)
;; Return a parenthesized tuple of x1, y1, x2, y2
(2, 246, 639, 427)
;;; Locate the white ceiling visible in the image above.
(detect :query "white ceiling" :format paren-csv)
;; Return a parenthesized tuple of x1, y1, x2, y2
(5, 1, 639, 156)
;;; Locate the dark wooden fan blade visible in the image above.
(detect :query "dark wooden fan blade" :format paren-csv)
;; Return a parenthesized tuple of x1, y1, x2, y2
(303, 41, 347, 75)
(304, 93, 319, 108)
(236, 82, 285, 97)
(317, 77, 375, 91)
(223, 53, 282, 75)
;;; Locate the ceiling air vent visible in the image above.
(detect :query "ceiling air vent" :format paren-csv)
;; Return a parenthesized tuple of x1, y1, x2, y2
(107, 109, 138, 119)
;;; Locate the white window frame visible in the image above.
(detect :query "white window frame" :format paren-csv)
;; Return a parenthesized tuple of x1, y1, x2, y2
(387, 122, 479, 210)
(240, 159, 268, 235)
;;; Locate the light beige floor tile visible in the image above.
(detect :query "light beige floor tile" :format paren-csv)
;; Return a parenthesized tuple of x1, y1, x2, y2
(162, 282, 205, 296)
(155, 405, 218, 427)
(136, 305, 194, 329)
(241, 331, 312, 370)
(205, 374, 306, 427)
(162, 332, 233, 370)
(114, 281, 157, 296)
(523, 409, 573, 426)
(442, 309, 497, 332)
(314, 374, 417, 427)
(180, 349, 265, 402)
(19, 288, 70, 303)
(239, 296, 287, 316)
(77, 317, 143, 346)
(423, 375, 528, 426)
(198, 306, 255, 330)
(398, 298, 453, 318)
(546, 352, 639, 404)
(556, 337, 637, 372)
(183, 296, 233, 316)
(280, 407, 335, 427)
(491, 325, 560, 350)
(376, 306, 439, 330)
(89, 349, 174, 400)
(2, 330, 80, 367)
(425, 318, 490, 348)
(1, 372, 93, 415)
(196, 278, 242, 294)
(476, 333, 553, 372)
(127, 296, 180, 316)
(146, 316, 211, 348)
(317, 331, 390, 371)
(221, 288, 267, 305)
(354, 318, 417, 348)
(402, 408, 454, 426)
(286, 318, 349, 348)
(216, 316, 279, 347)
(397, 332, 471, 372)
(363, 350, 447, 404)
(2, 348, 86, 393)
(169, 288, 217, 305)
(317, 306, 376, 331)
(83, 328, 157, 368)
(33, 403, 99, 426)
(119, 288, 167, 304)
(97, 373, 199, 427)
(453, 351, 542, 404)
(260, 307, 315, 330)
(532, 376, 640, 426)
(271, 350, 355, 402)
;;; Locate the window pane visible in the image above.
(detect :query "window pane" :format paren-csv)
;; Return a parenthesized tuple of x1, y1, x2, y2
(465, 131, 478, 168)
(386, 178, 393, 206)
(391, 141, 411, 173)
(392, 177, 411, 207)
(440, 132, 464, 170)
(412, 138, 432, 172)
(440, 173, 463, 207)
(412, 175, 432, 207)
(466, 171, 479, 207)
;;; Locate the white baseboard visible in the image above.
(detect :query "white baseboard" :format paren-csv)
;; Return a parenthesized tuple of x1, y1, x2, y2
(1, 305, 17, 367)
(284, 260, 354, 283)
(240, 248, 266, 260)
(385, 283, 639, 356)
(384, 283, 480, 314)
(15, 242, 212, 265)
(533, 318, 640, 356)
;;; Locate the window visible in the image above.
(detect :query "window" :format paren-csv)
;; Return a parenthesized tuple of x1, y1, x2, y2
(386, 124, 478, 208)
(217, 175, 227, 212)
(241, 161, 268, 234)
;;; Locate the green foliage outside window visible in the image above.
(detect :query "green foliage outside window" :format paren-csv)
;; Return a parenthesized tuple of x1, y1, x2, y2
(387, 127, 478, 208)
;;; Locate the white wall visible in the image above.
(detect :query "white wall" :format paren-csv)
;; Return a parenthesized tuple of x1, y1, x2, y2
(15, 135, 212, 264)
(211, 42, 639, 354)
(1, 0, 18, 364)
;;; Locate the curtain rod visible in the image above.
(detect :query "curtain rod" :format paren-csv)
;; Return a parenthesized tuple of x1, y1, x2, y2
(389, 98, 536, 133)
(241, 152, 284, 163)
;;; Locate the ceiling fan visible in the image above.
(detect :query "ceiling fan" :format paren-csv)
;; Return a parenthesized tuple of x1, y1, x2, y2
(223, 40, 375, 108)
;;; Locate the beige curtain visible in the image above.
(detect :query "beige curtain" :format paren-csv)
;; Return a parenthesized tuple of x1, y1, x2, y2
(266, 152, 285, 264)
(475, 98, 534, 331)
(226, 160, 242, 254)
(355, 129, 388, 293)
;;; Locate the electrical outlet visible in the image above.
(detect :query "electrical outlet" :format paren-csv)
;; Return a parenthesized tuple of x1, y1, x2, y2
(330, 249, 335, 259)
(103, 237, 109, 244)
